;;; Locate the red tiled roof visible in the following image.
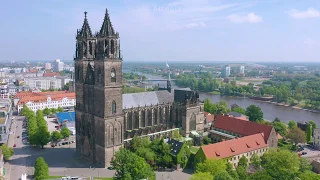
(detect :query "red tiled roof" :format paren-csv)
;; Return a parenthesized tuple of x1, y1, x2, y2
(202, 133, 268, 159)
(204, 112, 211, 117)
(17, 92, 75, 105)
(214, 115, 273, 142)
(206, 114, 215, 123)
(43, 72, 61, 77)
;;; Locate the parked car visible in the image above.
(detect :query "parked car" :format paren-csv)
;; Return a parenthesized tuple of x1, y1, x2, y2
(13, 144, 16, 147)
(302, 152, 307, 155)
(17, 136, 20, 138)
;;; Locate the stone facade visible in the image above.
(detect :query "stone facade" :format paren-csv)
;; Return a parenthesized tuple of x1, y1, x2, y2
(75, 9, 204, 167)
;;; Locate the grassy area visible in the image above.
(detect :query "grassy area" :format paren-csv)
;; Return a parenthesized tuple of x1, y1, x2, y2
(190, 146, 200, 154)
(210, 91, 221, 95)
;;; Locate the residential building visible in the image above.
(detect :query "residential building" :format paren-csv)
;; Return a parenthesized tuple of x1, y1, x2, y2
(210, 115, 278, 148)
(54, 59, 64, 72)
(240, 66, 245, 74)
(167, 138, 190, 169)
(313, 128, 320, 149)
(221, 65, 231, 78)
(43, 72, 60, 77)
(45, 63, 52, 70)
(0, 99, 12, 144)
(194, 133, 268, 168)
(24, 77, 62, 90)
(0, 82, 9, 99)
(16, 91, 75, 113)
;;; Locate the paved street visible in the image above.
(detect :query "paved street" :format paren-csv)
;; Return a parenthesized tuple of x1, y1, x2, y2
(7, 115, 192, 180)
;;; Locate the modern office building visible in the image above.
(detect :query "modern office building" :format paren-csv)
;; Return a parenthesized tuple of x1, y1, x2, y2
(240, 65, 245, 74)
(221, 65, 231, 78)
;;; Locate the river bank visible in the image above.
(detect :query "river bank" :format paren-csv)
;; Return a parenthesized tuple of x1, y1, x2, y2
(125, 70, 320, 126)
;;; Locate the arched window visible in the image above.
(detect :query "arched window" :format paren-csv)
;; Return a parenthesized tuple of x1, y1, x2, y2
(89, 41, 93, 55)
(104, 40, 108, 54)
(111, 39, 115, 54)
(111, 68, 116, 82)
(112, 100, 116, 114)
(83, 41, 87, 56)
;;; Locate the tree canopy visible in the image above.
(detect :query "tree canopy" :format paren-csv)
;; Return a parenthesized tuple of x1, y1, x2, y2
(245, 105, 263, 122)
(0, 144, 14, 161)
(34, 157, 49, 180)
(286, 127, 306, 145)
(111, 148, 155, 180)
(195, 159, 227, 178)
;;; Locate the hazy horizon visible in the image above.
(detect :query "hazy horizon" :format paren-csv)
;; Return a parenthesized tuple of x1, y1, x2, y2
(1, 0, 319, 62)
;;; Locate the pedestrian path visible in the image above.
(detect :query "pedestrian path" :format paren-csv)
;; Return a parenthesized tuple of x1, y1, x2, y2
(4, 119, 17, 180)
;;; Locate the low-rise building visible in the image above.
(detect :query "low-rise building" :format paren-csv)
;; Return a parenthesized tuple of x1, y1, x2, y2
(24, 77, 63, 90)
(194, 133, 268, 168)
(313, 128, 320, 149)
(16, 91, 75, 113)
(0, 99, 12, 144)
(210, 115, 278, 148)
(167, 138, 190, 169)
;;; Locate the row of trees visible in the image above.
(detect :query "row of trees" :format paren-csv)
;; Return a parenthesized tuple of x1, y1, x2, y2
(204, 98, 264, 122)
(21, 105, 51, 148)
(175, 73, 220, 92)
(42, 107, 63, 116)
(191, 150, 320, 180)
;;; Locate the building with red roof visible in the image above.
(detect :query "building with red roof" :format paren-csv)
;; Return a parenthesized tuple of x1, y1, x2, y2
(16, 91, 75, 113)
(43, 72, 61, 77)
(194, 133, 268, 168)
(210, 115, 277, 148)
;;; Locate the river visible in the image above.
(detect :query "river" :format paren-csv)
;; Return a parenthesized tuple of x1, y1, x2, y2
(124, 69, 320, 126)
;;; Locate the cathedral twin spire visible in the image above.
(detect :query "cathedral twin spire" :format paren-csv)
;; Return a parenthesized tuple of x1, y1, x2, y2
(77, 8, 116, 39)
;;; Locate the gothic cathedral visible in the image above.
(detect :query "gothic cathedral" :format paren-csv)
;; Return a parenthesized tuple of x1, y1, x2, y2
(75, 9, 205, 167)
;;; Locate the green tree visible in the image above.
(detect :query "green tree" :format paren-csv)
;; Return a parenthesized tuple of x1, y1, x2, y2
(245, 105, 263, 122)
(111, 148, 155, 180)
(226, 162, 239, 180)
(43, 108, 51, 116)
(35, 125, 51, 149)
(204, 98, 212, 112)
(51, 131, 63, 141)
(57, 106, 64, 112)
(196, 159, 227, 178)
(294, 93, 303, 104)
(232, 107, 246, 115)
(273, 117, 281, 122)
(50, 108, 57, 114)
(60, 127, 70, 138)
(172, 130, 182, 140)
(308, 120, 317, 136)
(246, 170, 273, 180)
(190, 172, 213, 180)
(203, 136, 212, 145)
(306, 124, 312, 142)
(288, 120, 297, 129)
(34, 157, 49, 180)
(0, 144, 14, 160)
(236, 166, 247, 180)
(298, 171, 320, 180)
(272, 121, 287, 136)
(214, 171, 234, 180)
(261, 150, 300, 180)
(286, 127, 306, 145)
(250, 153, 261, 169)
(238, 156, 248, 169)
(299, 157, 312, 173)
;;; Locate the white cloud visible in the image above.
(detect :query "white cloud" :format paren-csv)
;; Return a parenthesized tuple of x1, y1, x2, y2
(287, 8, 320, 19)
(227, 13, 263, 24)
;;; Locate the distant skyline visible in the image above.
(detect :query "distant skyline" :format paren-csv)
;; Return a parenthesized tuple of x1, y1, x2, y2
(1, 0, 320, 62)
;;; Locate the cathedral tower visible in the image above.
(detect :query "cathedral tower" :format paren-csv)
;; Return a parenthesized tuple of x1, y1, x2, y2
(75, 9, 124, 167)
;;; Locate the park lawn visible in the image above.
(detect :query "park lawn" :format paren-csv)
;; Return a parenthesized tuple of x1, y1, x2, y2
(190, 146, 200, 154)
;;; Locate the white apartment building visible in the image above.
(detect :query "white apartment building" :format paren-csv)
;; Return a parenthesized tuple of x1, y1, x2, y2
(0, 83, 9, 99)
(54, 59, 64, 72)
(16, 92, 76, 113)
(240, 66, 245, 74)
(45, 63, 52, 70)
(24, 77, 62, 90)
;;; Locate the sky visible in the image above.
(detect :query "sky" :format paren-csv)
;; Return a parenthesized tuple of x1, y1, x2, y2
(1, 0, 320, 62)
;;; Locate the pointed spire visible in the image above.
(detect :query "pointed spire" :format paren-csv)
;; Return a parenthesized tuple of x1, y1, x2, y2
(99, 8, 115, 36)
(77, 11, 93, 39)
